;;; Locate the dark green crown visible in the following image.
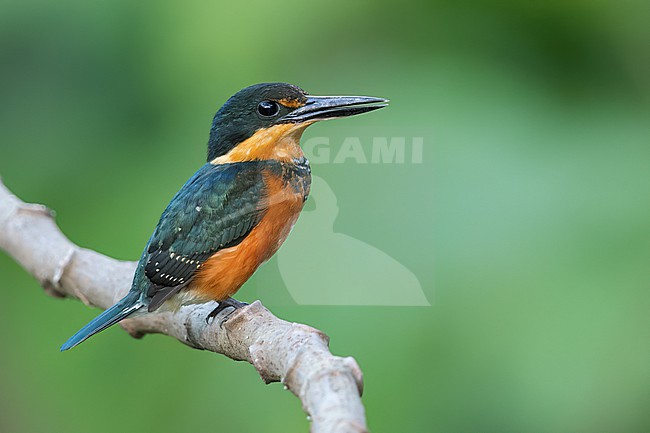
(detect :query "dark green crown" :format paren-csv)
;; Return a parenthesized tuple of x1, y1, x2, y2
(207, 83, 307, 161)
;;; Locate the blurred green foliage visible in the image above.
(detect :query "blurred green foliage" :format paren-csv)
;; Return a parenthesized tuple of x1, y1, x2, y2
(1, 0, 649, 432)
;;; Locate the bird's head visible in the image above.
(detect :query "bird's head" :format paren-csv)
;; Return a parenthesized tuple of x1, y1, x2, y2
(207, 82, 388, 163)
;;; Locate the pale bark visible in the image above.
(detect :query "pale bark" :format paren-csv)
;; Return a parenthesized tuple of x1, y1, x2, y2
(0, 179, 367, 433)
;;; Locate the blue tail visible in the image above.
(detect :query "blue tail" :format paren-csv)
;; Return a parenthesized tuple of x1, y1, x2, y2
(60, 291, 144, 351)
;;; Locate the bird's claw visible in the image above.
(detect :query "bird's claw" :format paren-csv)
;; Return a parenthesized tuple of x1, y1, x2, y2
(206, 298, 249, 327)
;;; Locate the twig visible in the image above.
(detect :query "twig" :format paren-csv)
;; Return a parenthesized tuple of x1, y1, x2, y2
(0, 179, 368, 433)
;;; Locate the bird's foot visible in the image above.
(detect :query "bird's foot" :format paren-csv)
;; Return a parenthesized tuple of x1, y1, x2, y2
(206, 298, 249, 327)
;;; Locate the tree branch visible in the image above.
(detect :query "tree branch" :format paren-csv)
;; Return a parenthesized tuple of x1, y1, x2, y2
(0, 179, 368, 433)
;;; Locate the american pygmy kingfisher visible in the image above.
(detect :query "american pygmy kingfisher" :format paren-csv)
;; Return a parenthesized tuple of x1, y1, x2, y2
(61, 82, 387, 351)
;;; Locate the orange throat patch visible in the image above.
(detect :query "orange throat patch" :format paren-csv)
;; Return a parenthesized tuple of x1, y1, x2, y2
(210, 122, 312, 164)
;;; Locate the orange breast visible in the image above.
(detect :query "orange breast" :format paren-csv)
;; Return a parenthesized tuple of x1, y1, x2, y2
(191, 171, 307, 301)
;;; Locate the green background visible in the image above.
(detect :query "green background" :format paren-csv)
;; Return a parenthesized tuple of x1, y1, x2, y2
(1, 0, 649, 432)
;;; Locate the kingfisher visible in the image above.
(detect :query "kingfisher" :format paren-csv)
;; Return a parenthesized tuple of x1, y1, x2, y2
(61, 82, 387, 351)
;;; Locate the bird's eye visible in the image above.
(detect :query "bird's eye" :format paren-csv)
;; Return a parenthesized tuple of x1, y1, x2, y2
(257, 100, 280, 117)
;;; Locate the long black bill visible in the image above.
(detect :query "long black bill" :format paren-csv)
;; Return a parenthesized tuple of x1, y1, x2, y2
(280, 95, 388, 123)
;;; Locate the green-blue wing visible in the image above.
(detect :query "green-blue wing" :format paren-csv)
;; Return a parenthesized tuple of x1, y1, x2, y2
(139, 162, 267, 310)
